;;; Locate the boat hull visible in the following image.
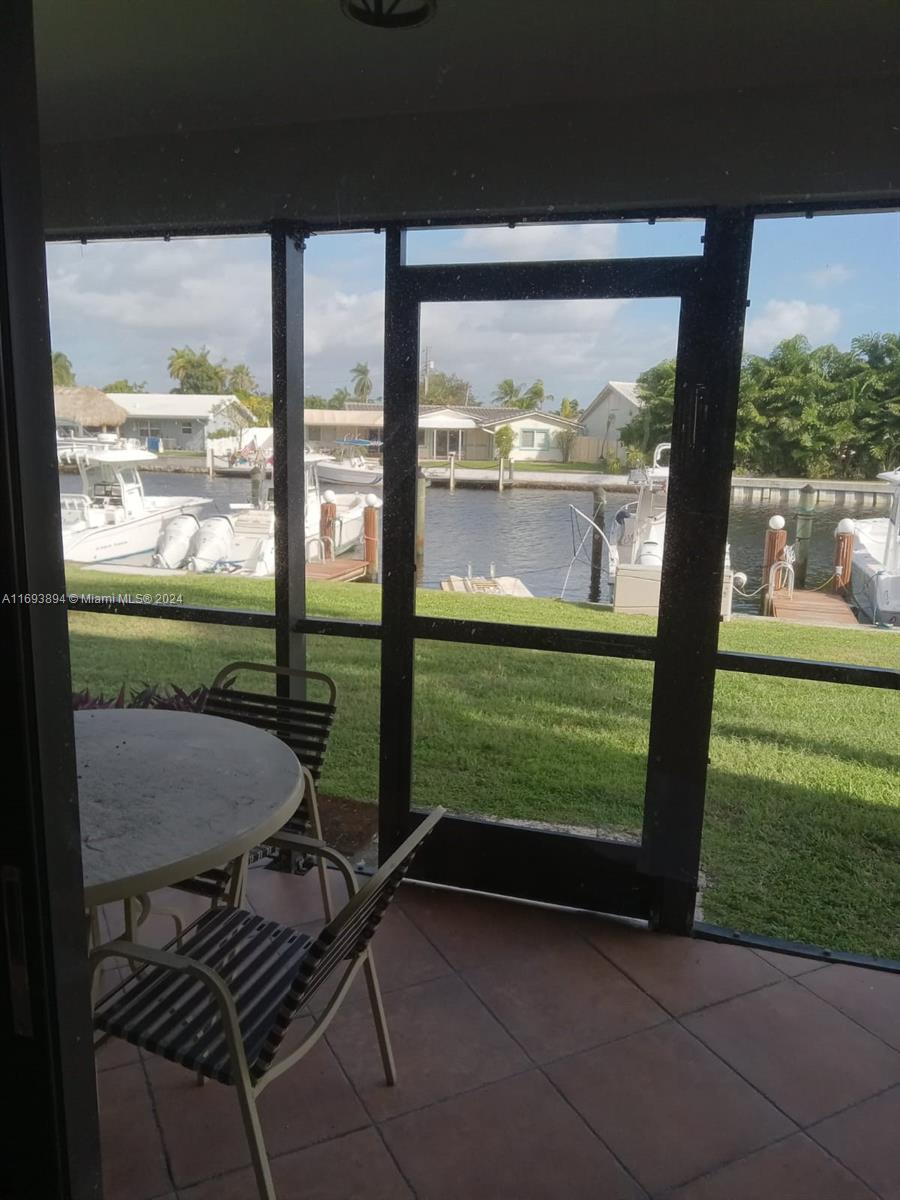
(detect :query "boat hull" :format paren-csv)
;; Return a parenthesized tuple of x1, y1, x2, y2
(317, 464, 383, 490)
(62, 500, 207, 563)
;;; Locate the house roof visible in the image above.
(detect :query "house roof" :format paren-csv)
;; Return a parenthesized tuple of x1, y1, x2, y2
(112, 393, 252, 421)
(304, 406, 580, 431)
(581, 381, 640, 421)
(420, 406, 579, 430)
(54, 386, 128, 428)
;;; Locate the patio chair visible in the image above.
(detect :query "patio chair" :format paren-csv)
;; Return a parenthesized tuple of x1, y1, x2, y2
(172, 661, 339, 915)
(91, 808, 444, 1200)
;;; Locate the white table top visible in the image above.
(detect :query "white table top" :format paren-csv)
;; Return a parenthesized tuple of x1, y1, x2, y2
(76, 709, 303, 906)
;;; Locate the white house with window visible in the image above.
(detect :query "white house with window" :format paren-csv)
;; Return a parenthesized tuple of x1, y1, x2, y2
(303, 405, 579, 461)
(113, 393, 254, 451)
(579, 381, 641, 462)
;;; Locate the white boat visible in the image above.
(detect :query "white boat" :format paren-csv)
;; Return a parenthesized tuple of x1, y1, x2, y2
(60, 446, 208, 563)
(316, 441, 383, 491)
(562, 443, 735, 617)
(850, 468, 900, 625)
(154, 453, 376, 576)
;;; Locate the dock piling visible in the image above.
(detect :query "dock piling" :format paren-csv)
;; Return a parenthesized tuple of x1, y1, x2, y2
(497, 457, 505, 492)
(415, 469, 428, 584)
(833, 519, 854, 593)
(761, 515, 787, 614)
(319, 497, 337, 560)
(448, 451, 456, 492)
(589, 486, 606, 603)
(793, 483, 816, 589)
(363, 499, 379, 582)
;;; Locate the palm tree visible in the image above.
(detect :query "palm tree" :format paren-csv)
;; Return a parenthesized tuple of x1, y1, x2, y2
(350, 362, 373, 403)
(227, 363, 258, 395)
(523, 379, 551, 410)
(52, 351, 76, 386)
(167, 346, 196, 389)
(493, 378, 524, 407)
(329, 387, 352, 409)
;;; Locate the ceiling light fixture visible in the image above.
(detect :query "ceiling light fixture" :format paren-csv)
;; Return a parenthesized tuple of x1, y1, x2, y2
(341, 0, 436, 29)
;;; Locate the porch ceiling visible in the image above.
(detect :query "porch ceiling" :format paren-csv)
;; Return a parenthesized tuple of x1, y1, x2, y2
(33, 0, 900, 232)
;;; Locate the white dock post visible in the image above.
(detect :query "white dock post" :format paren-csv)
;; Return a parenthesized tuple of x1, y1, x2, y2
(498, 457, 505, 492)
(448, 451, 456, 492)
(206, 445, 214, 478)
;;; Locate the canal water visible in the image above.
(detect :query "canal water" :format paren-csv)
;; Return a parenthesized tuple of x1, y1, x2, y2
(60, 471, 883, 614)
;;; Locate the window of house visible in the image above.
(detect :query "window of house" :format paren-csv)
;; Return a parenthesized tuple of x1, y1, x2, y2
(138, 420, 161, 438)
(181, 422, 193, 434)
(417, 429, 426, 446)
(519, 430, 535, 448)
(534, 431, 550, 449)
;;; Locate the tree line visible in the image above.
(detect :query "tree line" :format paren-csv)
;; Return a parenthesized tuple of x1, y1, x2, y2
(53, 348, 584, 419)
(620, 333, 900, 479)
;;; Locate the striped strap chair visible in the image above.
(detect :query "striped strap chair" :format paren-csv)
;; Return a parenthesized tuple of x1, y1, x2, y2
(173, 660, 338, 914)
(91, 809, 444, 1200)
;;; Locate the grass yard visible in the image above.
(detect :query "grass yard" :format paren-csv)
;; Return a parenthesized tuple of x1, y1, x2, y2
(66, 566, 900, 959)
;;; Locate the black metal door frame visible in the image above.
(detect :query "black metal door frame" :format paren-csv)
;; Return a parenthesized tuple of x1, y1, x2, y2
(0, 1, 102, 1195)
(378, 215, 754, 931)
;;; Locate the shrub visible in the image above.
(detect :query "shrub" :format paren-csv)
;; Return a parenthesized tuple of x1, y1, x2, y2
(72, 683, 210, 711)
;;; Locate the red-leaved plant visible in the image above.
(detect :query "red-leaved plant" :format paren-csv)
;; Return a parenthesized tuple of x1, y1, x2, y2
(72, 684, 209, 711)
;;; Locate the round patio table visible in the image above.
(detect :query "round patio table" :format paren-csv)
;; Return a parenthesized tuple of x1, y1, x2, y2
(76, 709, 303, 907)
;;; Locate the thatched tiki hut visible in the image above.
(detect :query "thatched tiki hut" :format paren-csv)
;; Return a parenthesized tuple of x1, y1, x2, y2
(54, 386, 128, 433)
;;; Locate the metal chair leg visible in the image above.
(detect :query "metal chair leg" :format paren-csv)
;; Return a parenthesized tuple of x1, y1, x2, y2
(234, 1073, 276, 1200)
(363, 951, 396, 1085)
(305, 774, 334, 921)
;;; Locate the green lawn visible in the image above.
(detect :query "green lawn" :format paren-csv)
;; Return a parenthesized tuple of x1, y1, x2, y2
(66, 566, 900, 958)
(423, 460, 615, 473)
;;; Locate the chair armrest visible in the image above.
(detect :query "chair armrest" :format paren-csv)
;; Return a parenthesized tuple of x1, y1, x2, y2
(262, 830, 360, 895)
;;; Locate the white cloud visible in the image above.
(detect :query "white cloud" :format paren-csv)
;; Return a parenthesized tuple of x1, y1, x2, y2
(451, 222, 619, 262)
(743, 299, 841, 355)
(807, 263, 855, 289)
(44, 231, 685, 405)
(47, 238, 272, 390)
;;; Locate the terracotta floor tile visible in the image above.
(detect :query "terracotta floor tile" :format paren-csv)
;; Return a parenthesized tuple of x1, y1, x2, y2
(464, 937, 666, 1062)
(177, 1128, 412, 1200)
(586, 924, 782, 1016)
(306, 906, 454, 1019)
(665, 1133, 875, 1200)
(245, 865, 349, 927)
(683, 980, 900, 1126)
(546, 1021, 793, 1194)
(147, 1028, 369, 1189)
(326, 974, 530, 1120)
(752, 948, 831, 977)
(382, 1070, 644, 1199)
(398, 884, 590, 971)
(801, 965, 900, 1051)
(98, 1062, 171, 1200)
(810, 1086, 900, 1200)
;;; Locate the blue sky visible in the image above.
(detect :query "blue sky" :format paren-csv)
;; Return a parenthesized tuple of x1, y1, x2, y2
(46, 212, 899, 407)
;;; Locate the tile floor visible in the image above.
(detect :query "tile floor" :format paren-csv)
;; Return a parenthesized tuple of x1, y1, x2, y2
(94, 869, 900, 1199)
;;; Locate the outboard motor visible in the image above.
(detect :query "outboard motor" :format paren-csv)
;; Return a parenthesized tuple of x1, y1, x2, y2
(243, 534, 276, 577)
(153, 512, 200, 568)
(187, 515, 234, 572)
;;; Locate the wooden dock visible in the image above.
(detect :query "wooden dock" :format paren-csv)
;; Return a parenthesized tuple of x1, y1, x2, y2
(771, 589, 858, 627)
(306, 559, 368, 583)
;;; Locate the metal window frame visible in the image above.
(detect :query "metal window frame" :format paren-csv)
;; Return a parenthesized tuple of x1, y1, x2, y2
(59, 203, 899, 939)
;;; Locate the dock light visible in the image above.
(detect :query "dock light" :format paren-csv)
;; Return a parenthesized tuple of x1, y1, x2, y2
(768, 515, 786, 531)
(365, 492, 381, 508)
(836, 518, 855, 535)
(323, 489, 336, 503)
(733, 571, 748, 589)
